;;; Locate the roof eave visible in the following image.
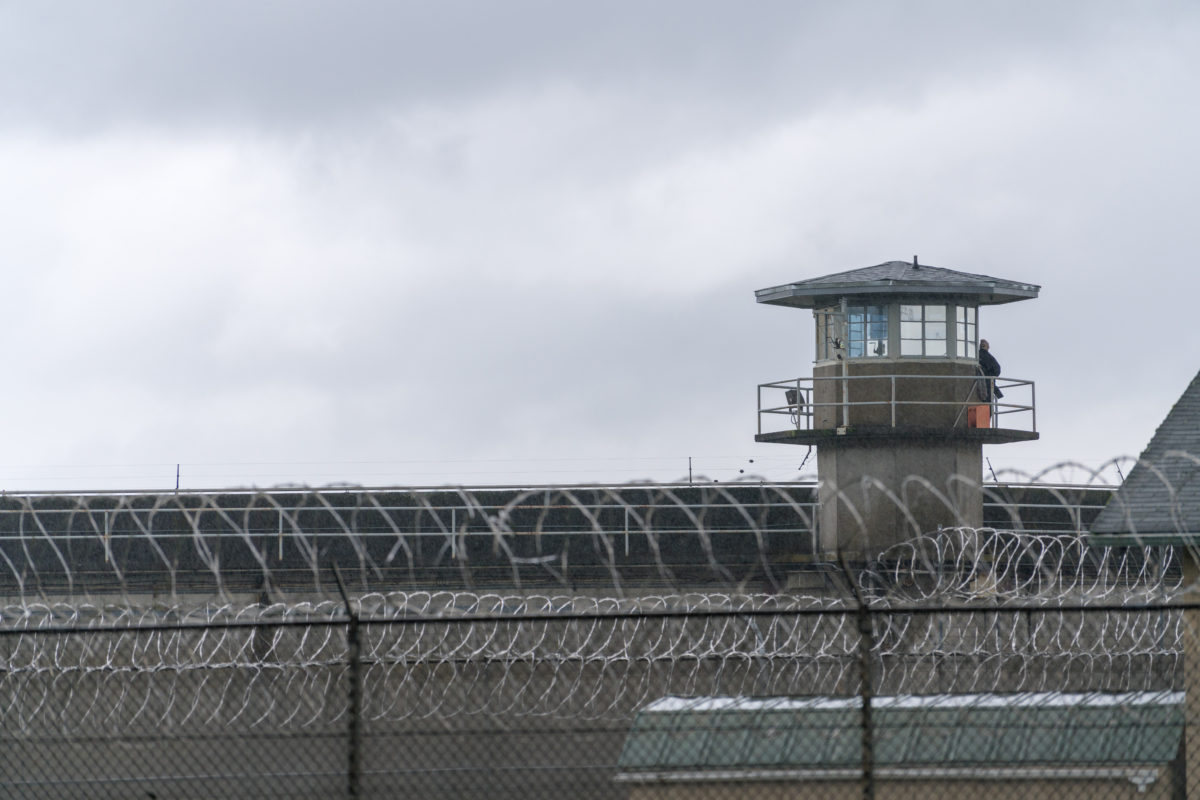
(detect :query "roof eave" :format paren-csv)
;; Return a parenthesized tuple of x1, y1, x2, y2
(755, 282, 1039, 309)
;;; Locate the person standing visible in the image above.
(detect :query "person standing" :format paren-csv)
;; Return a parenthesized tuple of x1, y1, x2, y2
(978, 339, 1003, 402)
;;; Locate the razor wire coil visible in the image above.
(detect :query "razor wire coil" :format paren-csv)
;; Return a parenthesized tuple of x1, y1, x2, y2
(0, 478, 1187, 729)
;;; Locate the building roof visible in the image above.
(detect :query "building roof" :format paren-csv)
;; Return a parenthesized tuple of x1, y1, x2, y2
(1089, 369, 1200, 545)
(617, 692, 1183, 777)
(755, 260, 1040, 309)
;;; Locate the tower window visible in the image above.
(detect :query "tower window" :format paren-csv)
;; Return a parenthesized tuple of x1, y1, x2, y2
(847, 306, 888, 358)
(815, 306, 839, 360)
(900, 304, 948, 356)
(956, 306, 977, 357)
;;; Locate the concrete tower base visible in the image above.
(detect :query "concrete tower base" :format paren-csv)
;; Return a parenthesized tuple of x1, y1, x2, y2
(816, 440, 983, 559)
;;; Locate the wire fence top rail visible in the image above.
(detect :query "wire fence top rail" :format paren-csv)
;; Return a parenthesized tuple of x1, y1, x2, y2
(1, 597, 1197, 638)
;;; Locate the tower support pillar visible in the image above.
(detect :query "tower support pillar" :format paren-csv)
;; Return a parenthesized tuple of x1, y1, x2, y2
(817, 441, 983, 559)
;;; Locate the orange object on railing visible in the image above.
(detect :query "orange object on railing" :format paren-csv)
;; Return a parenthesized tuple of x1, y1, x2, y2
(968, 405, 990, 429)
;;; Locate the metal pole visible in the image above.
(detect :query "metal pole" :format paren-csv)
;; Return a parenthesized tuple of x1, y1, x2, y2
(796, 377, 803, 430)
(890, 375, 896, 428)
(1031, 381, 1037, 433)
(332, 563, 362, 800)
(858, 603, 875, 800)
(841, 297, 850, 428)
(840, 555, 875, 800)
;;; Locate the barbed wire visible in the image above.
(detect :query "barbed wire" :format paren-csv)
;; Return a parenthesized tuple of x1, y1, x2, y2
(0, 471, 1188, 729)
(0, 477, 1130, 605)
(0, 481, 821, 606)
(869, 527, 1179, 603)
(0, 593, 1180, 729)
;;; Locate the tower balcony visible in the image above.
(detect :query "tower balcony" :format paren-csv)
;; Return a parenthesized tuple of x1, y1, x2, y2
(756, 370, 1038, 446)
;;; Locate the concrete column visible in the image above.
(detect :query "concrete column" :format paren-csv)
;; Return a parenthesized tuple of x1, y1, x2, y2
(817, 441, 983, 559)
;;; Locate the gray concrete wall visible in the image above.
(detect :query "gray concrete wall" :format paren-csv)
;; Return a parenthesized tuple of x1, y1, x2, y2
(818, 442, 983, 556)
(813, 361, 980, 429)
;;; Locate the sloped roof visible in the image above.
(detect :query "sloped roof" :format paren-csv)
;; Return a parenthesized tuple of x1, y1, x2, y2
(617, 692, 1183, 776)
(756, 260, 1040, 309)
(1089, 370, 1200, 544)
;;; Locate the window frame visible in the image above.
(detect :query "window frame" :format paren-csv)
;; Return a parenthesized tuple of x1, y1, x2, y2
(899, 303, 950, 357)
(846, 305, 889, 359)
(956, 305, 978, 358)
(811, 301, 980, 363)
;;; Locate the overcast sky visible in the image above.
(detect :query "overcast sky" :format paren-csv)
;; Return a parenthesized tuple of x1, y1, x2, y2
(1, 1, 1197, 490)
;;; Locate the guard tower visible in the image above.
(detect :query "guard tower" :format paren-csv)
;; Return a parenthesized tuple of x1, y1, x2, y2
(755, 259, 1040, 559)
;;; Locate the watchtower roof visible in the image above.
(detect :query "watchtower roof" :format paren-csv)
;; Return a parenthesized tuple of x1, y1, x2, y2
(756, 260, 1040, 309)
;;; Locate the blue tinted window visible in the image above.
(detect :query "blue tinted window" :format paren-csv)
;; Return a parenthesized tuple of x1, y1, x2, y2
(847, 306, 888, 358)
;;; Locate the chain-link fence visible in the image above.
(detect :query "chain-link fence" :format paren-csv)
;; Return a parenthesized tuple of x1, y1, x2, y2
(0, 596, 1193, 799)
(1, 478, 1196, 799)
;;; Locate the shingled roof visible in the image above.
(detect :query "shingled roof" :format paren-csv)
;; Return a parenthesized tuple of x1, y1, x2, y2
(756, 260, 1040, 308)
(1089, 370, 1200, 545)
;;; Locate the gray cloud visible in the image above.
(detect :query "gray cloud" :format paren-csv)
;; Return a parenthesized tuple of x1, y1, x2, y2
(0, 1, 1198, 488)
(2, 1, 1190, 132)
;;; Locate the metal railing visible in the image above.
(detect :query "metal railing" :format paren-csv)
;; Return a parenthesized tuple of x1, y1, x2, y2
(758, 373, 1036, 435)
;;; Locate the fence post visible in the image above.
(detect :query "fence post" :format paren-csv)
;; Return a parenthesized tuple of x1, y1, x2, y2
(841, 557, 875, 800)
(857, 602, 875, 800)
(333, 563, 363, 800)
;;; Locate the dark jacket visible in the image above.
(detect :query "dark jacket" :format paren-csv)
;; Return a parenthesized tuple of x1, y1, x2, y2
(978, 348, 1003, 400)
